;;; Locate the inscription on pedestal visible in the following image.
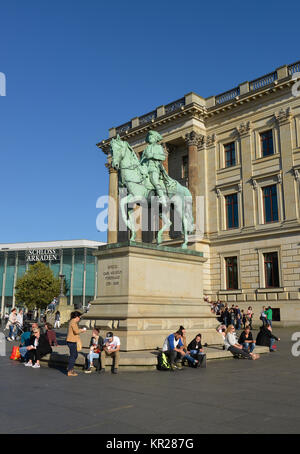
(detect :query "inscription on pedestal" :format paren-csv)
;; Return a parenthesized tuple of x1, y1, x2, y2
(103, 264, 122, 287)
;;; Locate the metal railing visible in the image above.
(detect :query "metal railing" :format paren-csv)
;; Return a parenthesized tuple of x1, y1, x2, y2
(165, 98, 185, 114)
(249, 71, 277, 91)
(116, 122, 131, 135)
(139, 110, 157, 125)
(288, 61, 300, 75)
(216, 87, 240, 105)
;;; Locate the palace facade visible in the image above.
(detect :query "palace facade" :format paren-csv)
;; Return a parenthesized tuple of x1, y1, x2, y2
(98, 60, 300, 325)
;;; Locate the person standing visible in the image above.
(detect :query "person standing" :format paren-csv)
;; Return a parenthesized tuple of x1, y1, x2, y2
(6, 308, 17, 341)
(54, 311, 60, 329)
(66, 311, 86, 377)
(16, 309, 24, 339)
(265, 306, 273, 327)
(260, 306, 267, 327)
(247, 306, 253, 329)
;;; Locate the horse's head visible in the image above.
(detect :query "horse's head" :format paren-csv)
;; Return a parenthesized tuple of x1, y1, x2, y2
(110, 135, 125, 171)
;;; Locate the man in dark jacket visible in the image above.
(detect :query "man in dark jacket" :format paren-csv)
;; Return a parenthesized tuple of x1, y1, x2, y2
(187, 334, 206, 368)
(239, 326, 256, 353)
(256, 324, 280, 351)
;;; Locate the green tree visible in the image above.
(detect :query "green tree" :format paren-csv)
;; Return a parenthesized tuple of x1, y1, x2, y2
(15, 262, 61, 311)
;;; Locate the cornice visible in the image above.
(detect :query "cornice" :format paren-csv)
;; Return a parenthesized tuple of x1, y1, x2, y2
(97, 75, 296, 155)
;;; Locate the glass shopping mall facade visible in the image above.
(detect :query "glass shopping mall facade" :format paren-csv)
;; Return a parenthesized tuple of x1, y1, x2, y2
(0, 240, 104, 316)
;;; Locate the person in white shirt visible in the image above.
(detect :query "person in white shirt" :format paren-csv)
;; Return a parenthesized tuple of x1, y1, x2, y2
(15, 309, 24, 338)
(224, 325, 259, 360)
(6, 309, 17, 341)
(100, 331, 120, 374)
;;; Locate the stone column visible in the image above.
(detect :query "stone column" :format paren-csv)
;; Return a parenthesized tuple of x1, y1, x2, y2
(185, 131, 203, 226)
(275, 108, 297, 223)
(238, 122, 255, 230)
(160, 143, 171, 241)
(12, 252, 18, 309)
(105, 156, 119, 244)
(162, 143, 169, 173)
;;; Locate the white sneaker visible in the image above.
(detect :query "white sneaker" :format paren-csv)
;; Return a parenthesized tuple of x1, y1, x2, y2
(24, 362, 32, 367)
(32, 363, 40, 368)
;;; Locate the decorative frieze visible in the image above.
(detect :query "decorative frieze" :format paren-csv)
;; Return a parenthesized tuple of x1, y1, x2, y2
(237, 121, 251, 137)
(277, 173, 283, 185)
(251, 178, 258, 190)
(206, 134, 216, 147)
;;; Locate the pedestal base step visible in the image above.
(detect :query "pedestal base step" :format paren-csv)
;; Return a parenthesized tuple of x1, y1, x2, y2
(39, 345, 270, 372)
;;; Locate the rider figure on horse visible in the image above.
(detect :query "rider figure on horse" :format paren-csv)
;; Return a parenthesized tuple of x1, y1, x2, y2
(140, 130, 168, 205)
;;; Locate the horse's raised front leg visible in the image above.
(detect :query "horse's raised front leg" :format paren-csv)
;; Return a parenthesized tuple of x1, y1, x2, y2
(120, 195, 133, 232)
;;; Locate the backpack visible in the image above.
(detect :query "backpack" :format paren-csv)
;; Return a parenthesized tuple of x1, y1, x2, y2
(157, 352, 171, 371)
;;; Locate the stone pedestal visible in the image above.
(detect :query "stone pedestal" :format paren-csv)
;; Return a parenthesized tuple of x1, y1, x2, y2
(57, 296, 74, 325)
(81, 242, 221, 350)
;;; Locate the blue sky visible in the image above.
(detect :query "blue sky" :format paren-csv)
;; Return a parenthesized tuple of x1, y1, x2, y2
(0, 0, 299, 244)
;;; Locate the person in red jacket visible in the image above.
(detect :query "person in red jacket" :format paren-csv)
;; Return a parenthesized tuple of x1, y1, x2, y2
(45, 323, 58, 346)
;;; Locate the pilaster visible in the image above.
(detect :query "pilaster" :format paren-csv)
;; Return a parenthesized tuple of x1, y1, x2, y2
(237, 122, 255, 230)
(275, 108, 297, 222)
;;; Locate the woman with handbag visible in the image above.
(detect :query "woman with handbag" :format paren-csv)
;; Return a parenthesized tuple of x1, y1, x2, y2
(66, 311, 86, 377)
(84, 328, 104, 373)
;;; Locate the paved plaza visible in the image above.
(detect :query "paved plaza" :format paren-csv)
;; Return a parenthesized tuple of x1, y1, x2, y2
(0, 327, 299, 434)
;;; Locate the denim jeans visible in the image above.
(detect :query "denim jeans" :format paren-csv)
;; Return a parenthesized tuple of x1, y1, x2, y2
(242, 342, 255, 353)
(184, 352, 199, 365)
(87, 351, 99, 368)
(67, 342, 78, 371)
(270, 338, 276, 351)
(19, 346, 28, 358)
(267, 320, 272, 327)
(9, 325, 16, 339)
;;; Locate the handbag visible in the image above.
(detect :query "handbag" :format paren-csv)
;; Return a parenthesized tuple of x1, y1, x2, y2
(10, 346, 21, 360)
(76, 338, 82, 352)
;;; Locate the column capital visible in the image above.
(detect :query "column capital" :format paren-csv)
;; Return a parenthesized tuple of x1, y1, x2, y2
(185, 131, 205, 149)
(237, 121, 251, 137)
(105, 156, 118, 174)
(275, 107, 292, 126)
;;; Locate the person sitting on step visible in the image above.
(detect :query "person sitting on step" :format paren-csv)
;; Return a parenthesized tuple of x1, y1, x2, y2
(162, 330, 199, 370)
(85, 328, 104, 373)
(100, 331, 120, 374)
